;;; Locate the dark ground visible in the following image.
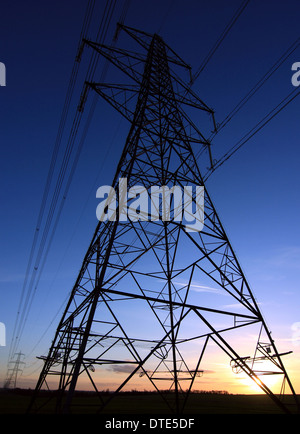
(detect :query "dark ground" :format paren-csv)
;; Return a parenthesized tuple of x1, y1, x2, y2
(0, 389, 299, 415)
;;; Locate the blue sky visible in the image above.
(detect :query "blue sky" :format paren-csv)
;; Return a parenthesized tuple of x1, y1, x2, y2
(0, 0, 300, 394)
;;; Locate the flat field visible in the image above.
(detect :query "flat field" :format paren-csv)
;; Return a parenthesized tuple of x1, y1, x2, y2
(0, 389, 299, 414)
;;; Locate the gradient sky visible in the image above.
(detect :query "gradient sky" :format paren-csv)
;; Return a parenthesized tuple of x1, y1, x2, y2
(0, 0, 300, 396)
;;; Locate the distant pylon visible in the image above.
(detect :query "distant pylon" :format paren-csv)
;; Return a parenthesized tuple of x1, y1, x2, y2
(4, 351, 25, 389)
(28, 25, 299, 414)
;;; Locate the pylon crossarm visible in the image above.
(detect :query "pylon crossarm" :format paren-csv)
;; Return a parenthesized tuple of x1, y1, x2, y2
(195, 312, 296, 414)
(99, 287, 259, 321)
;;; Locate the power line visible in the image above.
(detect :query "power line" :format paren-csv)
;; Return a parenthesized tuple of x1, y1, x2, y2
(211, 36, 300, 136)
(204, 86, 300, 181)
(174, 0, 251, 141)
(25, 118, 123, 361)
(190, 0, 250, 84)
(193, 36, 300, 167)
(8, 0, 114, 363)
(10, 0, 131, 365)
(157, 0, 175, 34)
(8, 0, 96, 364)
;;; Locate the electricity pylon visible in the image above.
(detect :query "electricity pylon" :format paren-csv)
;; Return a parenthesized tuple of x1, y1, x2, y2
(4, 351, 25, 389)
(28, 25, 299, 414)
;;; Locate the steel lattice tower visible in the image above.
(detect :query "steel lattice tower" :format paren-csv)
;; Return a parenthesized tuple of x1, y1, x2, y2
(4, 352, 25, 389)
(28, 25, 299, 414)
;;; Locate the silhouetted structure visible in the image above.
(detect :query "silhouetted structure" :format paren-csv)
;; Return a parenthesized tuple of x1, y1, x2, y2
(28, 25, 299, 414)
(4, 352, 25, 389)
